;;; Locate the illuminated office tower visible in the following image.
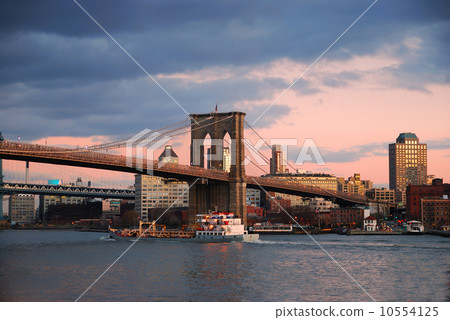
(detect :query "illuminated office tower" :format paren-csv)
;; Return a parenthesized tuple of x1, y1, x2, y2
(389, 133, 427, 203)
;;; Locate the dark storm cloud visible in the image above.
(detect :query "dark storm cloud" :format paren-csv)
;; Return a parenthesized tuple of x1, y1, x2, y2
(0, 32, 136, 85)
(2, 0, 449, 84)
(0, 81, 185, 139)
(163, 75, 289, 109)
(0, 72, 291, 139)
(0, 0, 449, 140)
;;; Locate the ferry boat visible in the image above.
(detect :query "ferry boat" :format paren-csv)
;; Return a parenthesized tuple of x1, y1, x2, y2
(109, 212, 259, 242)
(249, 222, 294, 234)
(405, 220, 424, 235)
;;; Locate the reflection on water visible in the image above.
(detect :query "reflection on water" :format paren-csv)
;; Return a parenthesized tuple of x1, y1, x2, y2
(0, 230, 448, 301)
(182, 242, 252, 301)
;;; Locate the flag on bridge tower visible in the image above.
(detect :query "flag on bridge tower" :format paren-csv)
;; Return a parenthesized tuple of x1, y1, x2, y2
(215, 104, 218, 112)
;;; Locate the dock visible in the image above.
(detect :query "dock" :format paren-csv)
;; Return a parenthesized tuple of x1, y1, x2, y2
(345, 230, 403, 235)
(426, 230, 450, 238)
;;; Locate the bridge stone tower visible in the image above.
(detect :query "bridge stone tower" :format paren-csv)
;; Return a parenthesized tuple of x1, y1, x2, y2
(189, 112, 247, 225)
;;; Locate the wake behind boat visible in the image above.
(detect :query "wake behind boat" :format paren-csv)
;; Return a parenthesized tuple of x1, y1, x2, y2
(109, 212, 259, 242)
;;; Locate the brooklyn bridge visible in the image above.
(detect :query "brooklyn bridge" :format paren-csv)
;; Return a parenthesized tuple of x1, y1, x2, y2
(0, 112, 367, 223)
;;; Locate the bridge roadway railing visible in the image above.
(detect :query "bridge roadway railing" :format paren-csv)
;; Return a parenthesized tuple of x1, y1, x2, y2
(0, 141, 230, 181)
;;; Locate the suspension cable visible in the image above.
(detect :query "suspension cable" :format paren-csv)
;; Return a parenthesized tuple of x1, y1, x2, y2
(0, 115, 234, 155)
(244, 120, 357, 201)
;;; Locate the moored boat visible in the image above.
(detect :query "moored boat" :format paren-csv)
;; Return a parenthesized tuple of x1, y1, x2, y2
(109, 212, 259, 242)
(404, 220, 424, 235)
(249, 222, 294, 234)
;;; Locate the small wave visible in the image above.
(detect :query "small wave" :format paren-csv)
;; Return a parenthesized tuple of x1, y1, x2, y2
(99, 236, 115, 241)
(251, 239, 306, 246)
(248, 239, 449, 251)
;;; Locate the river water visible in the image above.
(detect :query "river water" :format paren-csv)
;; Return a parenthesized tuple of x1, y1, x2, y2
(0, 230, 449, 302)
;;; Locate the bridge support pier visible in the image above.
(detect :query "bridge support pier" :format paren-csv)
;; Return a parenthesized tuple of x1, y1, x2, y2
(189, 112, 247, 225)
(188, 179, 247, 225)
(188, 179, 230, 223)
(228, 180, 246, 220)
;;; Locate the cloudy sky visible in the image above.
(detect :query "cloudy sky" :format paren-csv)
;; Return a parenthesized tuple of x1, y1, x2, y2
(1, 0, 449, 187)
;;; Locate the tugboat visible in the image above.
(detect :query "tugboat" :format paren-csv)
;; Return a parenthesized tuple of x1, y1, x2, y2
(109, 212, 259, 242)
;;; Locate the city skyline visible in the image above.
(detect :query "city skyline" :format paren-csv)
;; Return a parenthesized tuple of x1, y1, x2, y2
(0, 131, 448, 189)
(0, 0, 449, 186)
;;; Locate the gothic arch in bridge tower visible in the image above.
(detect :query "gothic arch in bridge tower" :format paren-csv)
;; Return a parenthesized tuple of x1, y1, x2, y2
(189, 112, 247, 224)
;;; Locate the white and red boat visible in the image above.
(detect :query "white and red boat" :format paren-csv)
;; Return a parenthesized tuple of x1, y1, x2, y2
(405, 220, 424, 235)
(109, 212, 259, 242)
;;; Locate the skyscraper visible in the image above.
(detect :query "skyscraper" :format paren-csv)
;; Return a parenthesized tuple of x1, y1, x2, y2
(389, 133, 427, 203)
(270, 144, 287, 174)
(222, 147, 231, 173)
(207, 146, 231, 172)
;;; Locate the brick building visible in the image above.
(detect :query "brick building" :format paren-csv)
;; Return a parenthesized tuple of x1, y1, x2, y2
(318, 208, 365, 228)
(268, 195, 291, 213)
(406, 178, 450, 220)
(421, 197, 450, 229)
(247, 205, 264, 217)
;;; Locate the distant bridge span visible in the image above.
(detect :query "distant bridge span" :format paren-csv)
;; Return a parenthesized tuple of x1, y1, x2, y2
(0, 141, 367, 206)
